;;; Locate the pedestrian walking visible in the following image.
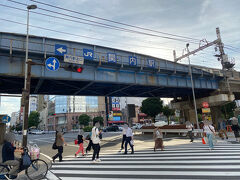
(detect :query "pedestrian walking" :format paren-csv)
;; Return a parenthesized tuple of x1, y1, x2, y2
(186, 121, 194, 142)
(85, 131, 93, 155)
(119, 124, 127, 152)
(52, 129, 67, 162)
(124, 124, 134, 154)
(153, 123, 164, 151)
(218, 118, 228, 140)
(203, 120, 216, 151)
(231, 117, 240, 142)
(91, 121, 102, 163)
(75, 129, 86, 157)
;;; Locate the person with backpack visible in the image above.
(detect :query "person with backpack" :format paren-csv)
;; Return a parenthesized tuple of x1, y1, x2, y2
(91, 121, 102, 163)
(203, 121, 216, 151)
(75, 129, 86, 157)
(85, 131, 93, 155)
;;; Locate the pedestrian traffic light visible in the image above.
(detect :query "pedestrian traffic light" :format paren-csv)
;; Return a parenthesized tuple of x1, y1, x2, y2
(64, 65, 83, 73)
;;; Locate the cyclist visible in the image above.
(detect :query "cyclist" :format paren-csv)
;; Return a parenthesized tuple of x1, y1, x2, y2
(2, 132, 23, 179)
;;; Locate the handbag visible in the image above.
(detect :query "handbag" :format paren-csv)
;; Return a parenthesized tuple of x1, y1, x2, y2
(74, 139, 78, 145)
(202, 137, 206, 144)
(52, 142, 57, 150)
(22, 151, 31, 168)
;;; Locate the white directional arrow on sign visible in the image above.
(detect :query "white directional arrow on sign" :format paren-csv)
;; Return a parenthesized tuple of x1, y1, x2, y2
(57, 47, 66, 54)
(47, 59, 56, 70)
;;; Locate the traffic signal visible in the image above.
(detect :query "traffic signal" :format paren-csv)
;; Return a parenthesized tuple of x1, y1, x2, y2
(64, 65, 83, 73)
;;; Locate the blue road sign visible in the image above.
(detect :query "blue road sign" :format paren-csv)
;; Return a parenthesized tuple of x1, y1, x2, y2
(108, 53, 117, 63)
(55, 44, 67, 56)
(83, 49, 94, 60)
(2, 116, 11, 123)
(45, 57, 60, 71)
(148, 59, 155, 68)
(129, 56, 137, 66)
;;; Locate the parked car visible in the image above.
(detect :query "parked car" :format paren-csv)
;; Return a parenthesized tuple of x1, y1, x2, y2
(103, 126, 119, 132)
(31, 130, 45, 135)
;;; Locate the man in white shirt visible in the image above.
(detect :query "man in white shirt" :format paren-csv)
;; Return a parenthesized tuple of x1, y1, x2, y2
(124, 124, 134, 154)
(120, 124, 127, 150)
(91, 121, 102, 163)
(186, 123, 194, 142)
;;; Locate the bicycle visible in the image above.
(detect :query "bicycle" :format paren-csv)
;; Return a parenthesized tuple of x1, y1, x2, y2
(0, 148, 48, 180)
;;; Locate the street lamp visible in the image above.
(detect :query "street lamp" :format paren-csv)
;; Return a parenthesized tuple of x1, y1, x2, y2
(22, 4, 37, 147)
(186, 43, 200, 129)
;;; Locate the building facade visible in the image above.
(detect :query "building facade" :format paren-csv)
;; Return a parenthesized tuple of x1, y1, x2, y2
(46, 96, 105, 131)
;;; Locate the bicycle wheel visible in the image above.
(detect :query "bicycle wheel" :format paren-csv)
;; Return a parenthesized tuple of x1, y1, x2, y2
(26, 159, 48, 180)
(0, 165, 9, 179)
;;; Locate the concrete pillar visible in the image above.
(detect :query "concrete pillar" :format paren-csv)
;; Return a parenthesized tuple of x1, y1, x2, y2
(0, 123, 6, 144)
(181, 109, 197, 124)
(211, 106, 222, 129)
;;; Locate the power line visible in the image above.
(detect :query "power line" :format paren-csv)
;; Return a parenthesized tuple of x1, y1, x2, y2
(5, 0, 199, 44)
(29, 0, 200, 41)
(0, 3, 180, 51)
(0, 18, 182, 52)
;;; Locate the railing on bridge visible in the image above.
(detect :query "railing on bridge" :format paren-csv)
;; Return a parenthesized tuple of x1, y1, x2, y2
(0, 33, 214, 77)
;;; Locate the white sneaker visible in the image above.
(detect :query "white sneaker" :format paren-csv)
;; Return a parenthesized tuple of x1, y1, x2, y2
(96, 158, 101, 162)
(92, 160, 97, 163)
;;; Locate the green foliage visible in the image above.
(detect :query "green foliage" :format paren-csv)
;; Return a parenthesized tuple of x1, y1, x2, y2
(79, 114, 91, 127)
(221, 101, 237, 119)
(28, 111, 41, 128)
(140, 97, 163, 122)
(162, 105, 175, 125)
(198, 114, 203, 122)
(83, 126, 93, 132)
(93, 116, 104, 126)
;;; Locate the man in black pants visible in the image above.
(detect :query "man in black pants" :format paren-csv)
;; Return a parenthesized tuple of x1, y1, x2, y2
(120, 124, 127, 151)
(91, 121, 102, 163)
(124, 124, 134, 154)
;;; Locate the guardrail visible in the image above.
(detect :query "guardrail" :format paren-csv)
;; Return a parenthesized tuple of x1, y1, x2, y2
(133, 128, 204, 136)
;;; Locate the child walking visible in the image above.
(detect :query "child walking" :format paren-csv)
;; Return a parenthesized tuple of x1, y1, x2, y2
(75, 130, 86, 157)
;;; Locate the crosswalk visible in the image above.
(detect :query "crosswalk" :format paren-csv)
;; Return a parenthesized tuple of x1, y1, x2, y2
(50, 142, 240, 180)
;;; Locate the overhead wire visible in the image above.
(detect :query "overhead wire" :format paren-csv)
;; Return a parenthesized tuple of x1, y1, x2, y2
(29, 0, 201, 42)
(0, 18, 182, 52)
(0, 3, 183, 51)
(5, 0, 199, 44)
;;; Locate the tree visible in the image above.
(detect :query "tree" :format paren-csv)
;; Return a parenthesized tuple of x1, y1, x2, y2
(93, 116, 104, 126)
(221, 101, 236, 119)
(28, 111, 41, 128)
(79, 114, 91, 127)
(140, 97, 163, 122)
(162, 105, 175, 125)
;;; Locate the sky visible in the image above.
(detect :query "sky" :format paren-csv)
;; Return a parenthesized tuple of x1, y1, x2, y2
(0, 0, 240, 116)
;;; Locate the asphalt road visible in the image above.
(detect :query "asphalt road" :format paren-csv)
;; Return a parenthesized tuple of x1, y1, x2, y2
(14, 131, 122, 147)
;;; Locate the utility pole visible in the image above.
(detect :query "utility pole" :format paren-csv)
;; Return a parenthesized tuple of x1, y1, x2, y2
(174, 27, 235, 129)
(22, 4, 37, 147)
(186, 43, 199, 129)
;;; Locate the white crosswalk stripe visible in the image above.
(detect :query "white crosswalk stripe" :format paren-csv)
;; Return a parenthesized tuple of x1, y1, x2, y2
(50, 143, 240, 179)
